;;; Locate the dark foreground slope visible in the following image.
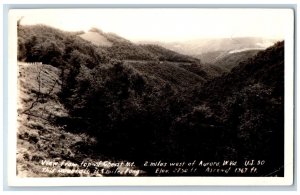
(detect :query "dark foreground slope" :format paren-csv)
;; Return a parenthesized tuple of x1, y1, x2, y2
(180, 41, 284, 175)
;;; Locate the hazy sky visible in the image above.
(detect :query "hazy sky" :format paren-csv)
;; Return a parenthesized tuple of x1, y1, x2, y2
(15, 9, 291, 42)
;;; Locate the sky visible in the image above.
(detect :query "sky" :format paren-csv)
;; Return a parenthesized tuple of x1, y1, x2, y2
(13, 8, 292, 42)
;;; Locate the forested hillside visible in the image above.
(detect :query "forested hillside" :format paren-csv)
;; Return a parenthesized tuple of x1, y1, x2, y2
(17, 24, 284, 176)
(189, 41, 284, 175)
(210, 50, 260, 71)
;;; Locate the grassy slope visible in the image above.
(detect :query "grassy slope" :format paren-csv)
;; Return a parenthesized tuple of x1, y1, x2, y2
(79, 31, 112, 47)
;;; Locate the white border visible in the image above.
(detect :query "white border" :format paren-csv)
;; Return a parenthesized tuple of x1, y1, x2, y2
(7, 8, 295, 186)
(1, 0, 300, 4)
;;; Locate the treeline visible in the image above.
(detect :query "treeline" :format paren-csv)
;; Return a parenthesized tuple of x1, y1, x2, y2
(18, 24, 109, 68)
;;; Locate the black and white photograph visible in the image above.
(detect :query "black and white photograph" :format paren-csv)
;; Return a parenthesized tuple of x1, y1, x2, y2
(8, 8, 294, 186)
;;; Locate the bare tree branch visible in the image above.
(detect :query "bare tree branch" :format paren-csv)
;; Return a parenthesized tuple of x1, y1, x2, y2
(21, 64, 58, 115)
(21, 65, 43, 114)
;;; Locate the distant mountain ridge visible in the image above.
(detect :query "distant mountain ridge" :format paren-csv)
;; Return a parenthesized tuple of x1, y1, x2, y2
(139, 37, 277, 61)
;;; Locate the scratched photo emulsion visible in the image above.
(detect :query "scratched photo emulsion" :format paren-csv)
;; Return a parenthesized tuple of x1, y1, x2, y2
(16, 9, 286, 177)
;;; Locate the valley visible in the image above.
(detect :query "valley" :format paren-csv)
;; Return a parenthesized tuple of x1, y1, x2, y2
(16, 24, 284, 177)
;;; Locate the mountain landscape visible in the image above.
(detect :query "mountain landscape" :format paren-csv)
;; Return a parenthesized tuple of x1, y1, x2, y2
(17, 24, 284, 177)
(148, 37, 276, 57)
